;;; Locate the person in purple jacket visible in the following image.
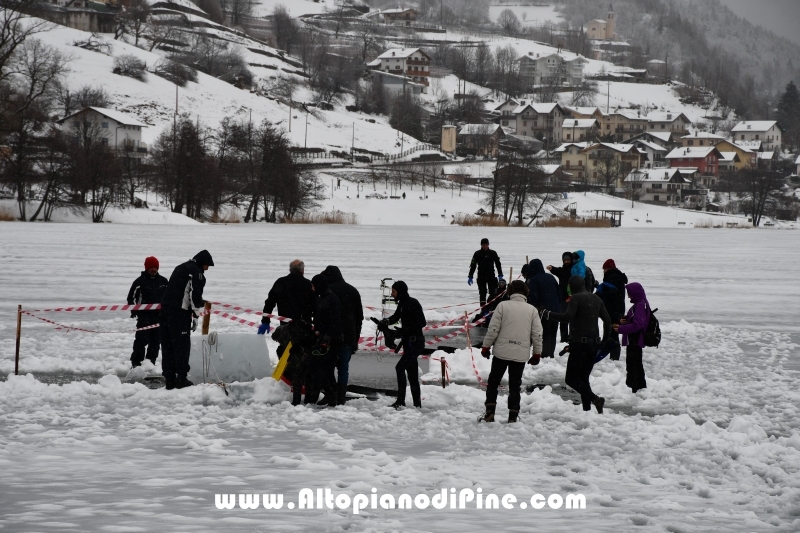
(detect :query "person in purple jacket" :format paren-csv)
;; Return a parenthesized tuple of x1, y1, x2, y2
(613, 282, 650, 393)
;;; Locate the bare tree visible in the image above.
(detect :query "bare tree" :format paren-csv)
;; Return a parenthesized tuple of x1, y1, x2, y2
(497, 9, 520, 36)
(272, 4, 298, 54)
(0, 0, 52, 81)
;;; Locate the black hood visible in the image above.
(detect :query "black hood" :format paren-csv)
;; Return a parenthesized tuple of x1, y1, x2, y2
(568, 275, 586, 294)
(392, 280, 409, 300)
(193, 249, 214, 267)
(562, 251, 573, 263)
(321, 265, 344, 283)
(530, 259, 545, 275)
(311, 274, 329, 295)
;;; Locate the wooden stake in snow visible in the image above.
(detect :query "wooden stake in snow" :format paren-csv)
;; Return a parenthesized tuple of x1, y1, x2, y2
(14, 305, 22, 375)
(441, 356, 447, 388)
(202, 301, 211, 335)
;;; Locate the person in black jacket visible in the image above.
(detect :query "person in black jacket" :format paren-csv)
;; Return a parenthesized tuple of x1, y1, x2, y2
(547, 252, 574, 342)
(526, 259, 560, 358)
(127, 256, 168, 367)
(320, 265, 363, 405)
(543, 275, 611, 414)
(468, 238, 504, 306)
(257, 260, 315, 405)
(306, 274, 344, 406)
(382, 280, 426, 409)
(595, 259, 628, 360)
(160, 250, 214, 390)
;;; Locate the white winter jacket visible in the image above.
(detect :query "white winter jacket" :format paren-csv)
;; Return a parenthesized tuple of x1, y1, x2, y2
(482, 293, 544, 363)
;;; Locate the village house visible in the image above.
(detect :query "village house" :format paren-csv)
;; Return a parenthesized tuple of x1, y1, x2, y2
(369, 48, 431, 93)
(731, 121, 782, 152)
(57, 107, 147, 155)
(598, 109, 649, 141)
(624, 168, 694, 206)
(441, 165, 474, 184)
(666, 146, 722, 185)
(680, 132, 727, 147)
(585, 4, 617, 41)
(645, 111, 691, 134)
(713, 139, 756, 170)
(517, 52, 587, 88)
(514, 102, 567, 145)
(369, 70, 425, 96)
(627, 130, 682, 151)
(555, 142, 589, 181)
(377, 7, 419, 26)
(556, 141, 644, 187)
(630, 138, 668, 169)
(562, 118, 599, 142)
(458, 124, 506, 157)
(494, 99, 525, 130)
(717, 151, 741, 173)
(565, 106, 603, 121)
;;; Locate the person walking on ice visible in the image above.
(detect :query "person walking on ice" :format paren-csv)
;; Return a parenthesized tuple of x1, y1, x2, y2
(479, 280, 543, 423)
(126, 256, 167, 368)
(468, 238, 503, 307)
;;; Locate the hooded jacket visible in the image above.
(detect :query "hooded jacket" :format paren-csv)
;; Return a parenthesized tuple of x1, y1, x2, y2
(482, 293, 543, 362)
(525, 259, 560, 312)
(617, 282, 650, 348)
(311, 274, 343, 343)
(127, 271, 168, 323)
(387, 281, 426, 345)
(161, 251, 212, 314)
(262, 270, 315, 326)
(595, 267, 628, 321)
(547, 275, 611, 343)
(321, 265, 363, 348)
(570, 250, 596, 293)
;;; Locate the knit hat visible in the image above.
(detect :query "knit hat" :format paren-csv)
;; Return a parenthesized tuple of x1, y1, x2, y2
(144, 256, 159, 269)
(602, 259, 616, 270)
(481, 238, 489, 245)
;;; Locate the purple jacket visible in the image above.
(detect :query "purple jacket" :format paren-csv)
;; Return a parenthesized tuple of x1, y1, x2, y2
(617, 282, 650, 348)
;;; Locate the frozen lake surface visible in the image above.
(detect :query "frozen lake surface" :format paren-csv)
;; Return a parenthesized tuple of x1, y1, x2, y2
(1, 223, 799, 531)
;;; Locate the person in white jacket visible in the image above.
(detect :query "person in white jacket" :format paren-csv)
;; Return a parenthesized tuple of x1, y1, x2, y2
(479, 280, 544, 423)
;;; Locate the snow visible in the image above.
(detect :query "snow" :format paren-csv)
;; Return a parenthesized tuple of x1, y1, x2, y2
(732, 121, 778, 132)
(0, 200, 201, 224)
(1, 223, 800, 531)
(487, 4, 563, 27)
(250, 0, 338, 18)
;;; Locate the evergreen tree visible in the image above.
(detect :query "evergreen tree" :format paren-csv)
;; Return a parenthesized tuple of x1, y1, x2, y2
(776, 81, 800, 151)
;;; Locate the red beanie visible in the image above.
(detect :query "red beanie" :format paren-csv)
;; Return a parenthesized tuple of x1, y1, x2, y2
(602, 259, 616, 270)
(144, 256, 159, 269)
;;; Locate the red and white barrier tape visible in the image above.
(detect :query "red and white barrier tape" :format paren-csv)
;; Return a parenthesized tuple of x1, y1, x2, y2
(26, 303, 162, 313)
(21, 311, 161, 334)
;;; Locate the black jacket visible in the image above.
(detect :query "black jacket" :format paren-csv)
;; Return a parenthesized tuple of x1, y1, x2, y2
(526, 260, 560, 312)
(548, 276, 611, 343)
(388, 294, 427, 344)
(468, 249, 503, 281)
(314, 289, 343, 344)
(596, 267, 628, 321)
(549, 265, 572, 302)
(161, 259, 206, 314)
(262, 271, 314, 326)
(321, 266, 363, 348)
(127, 271, 168, 323)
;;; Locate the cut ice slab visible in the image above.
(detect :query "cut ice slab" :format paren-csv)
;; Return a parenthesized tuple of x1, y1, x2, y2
(188, 333, 271, 384)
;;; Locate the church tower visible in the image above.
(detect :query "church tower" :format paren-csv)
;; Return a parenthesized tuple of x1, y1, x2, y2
(606, 3, 615, 40)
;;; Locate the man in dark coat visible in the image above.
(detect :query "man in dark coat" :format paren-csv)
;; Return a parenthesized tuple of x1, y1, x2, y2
(595, 259, 628, 360)
(543, 275, 611, 414)
(127, 256, 168, 367)
(525, 259, 560, 358)
(547, 252, 573, 342)
(257, 260, 315, 405)
(160, 250, 214, 389)
(306, 274, 344, 406)
(382, 281, 426, 408)
(321, 265, 363, 405)
(468, 238, 504, 306)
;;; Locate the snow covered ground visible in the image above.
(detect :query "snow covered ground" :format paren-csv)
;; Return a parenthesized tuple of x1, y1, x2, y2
(1, 224, 799, 531)
(488, 4, 563, 27)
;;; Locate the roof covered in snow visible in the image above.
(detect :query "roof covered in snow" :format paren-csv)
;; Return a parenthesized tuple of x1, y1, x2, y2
(734, 140, 761, 151)
(554, 142, 589, 152)
(562, 119, 599, 128)
(59, 107, 148, 127)
(731, 121, 778, 132)
(459, 124, 502, 135)
(666, 146, 721, 159)
(624, 168, 682, 182)
(632, 139, 668, 152)
(513, 102, 564, 115)
(646, 111, 691, 123)
(718, 152, 740, 163)
(377, 48, 429, 60)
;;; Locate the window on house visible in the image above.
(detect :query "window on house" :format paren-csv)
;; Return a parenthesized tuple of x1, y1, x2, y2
(687, 140, 693, 146)
(102, 122, 109, 129)
(101, 138, 108, 145)
(661, 124, 665, 129)
(755, 135, 759, 140)
(653, 195, 660, 201)
(523, 121, 527, 126)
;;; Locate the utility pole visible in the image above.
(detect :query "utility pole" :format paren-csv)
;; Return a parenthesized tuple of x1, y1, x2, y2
(351, 122, 355, 159)
(607, 78, 610, 114)
(304, 108, 308, 149)
(288, 99, 292, 132)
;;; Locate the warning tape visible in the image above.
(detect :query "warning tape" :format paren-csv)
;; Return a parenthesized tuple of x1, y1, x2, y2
(26, 303, 162, 313)
(21, 311, 161, 334)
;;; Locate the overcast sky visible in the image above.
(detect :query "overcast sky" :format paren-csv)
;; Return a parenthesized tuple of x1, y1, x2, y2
(716, 0, 800, 45)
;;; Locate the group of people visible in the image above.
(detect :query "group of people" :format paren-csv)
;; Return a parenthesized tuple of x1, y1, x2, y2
(467, 239, 654, 422)
(125, 241, 653, 418)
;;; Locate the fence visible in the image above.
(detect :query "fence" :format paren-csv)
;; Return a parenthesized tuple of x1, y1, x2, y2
(291, 143, 444, 163)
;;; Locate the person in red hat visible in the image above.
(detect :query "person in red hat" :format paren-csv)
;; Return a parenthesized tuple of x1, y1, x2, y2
(126, 256, 168, 368)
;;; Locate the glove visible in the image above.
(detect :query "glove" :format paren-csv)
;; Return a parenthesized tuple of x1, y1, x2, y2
(379, 318, 389, 327)
(257, 323, 270, 335)
(528, 354, 541, 366)
(468, 277, 473, 286)
(481, 346, 491, 359)
(191, 318, 198, 332)
(498, 275, 504, 281)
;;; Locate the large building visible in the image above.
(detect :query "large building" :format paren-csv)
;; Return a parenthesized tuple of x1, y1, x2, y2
(368, 48, 431, 93)
(518, 52, 587, 88)
(731, 121, 782, 152)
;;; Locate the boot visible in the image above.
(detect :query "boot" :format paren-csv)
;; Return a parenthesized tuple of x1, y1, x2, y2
(389, 400, 405, 410)
(478, 403, 496, 422)
(165, 379, 176, 390)
(327, 389, 337, 407)
(592, 396, 605, 414)
(337, 384, 348, 406)
(508, 409, 519, 423)
(175, 378, 193, 389)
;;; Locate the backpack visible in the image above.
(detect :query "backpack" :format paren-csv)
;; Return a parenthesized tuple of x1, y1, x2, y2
(643, 307, 661, 348)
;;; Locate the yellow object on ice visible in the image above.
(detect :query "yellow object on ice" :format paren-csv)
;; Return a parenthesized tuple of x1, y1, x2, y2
(271, 341, 292, 381)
